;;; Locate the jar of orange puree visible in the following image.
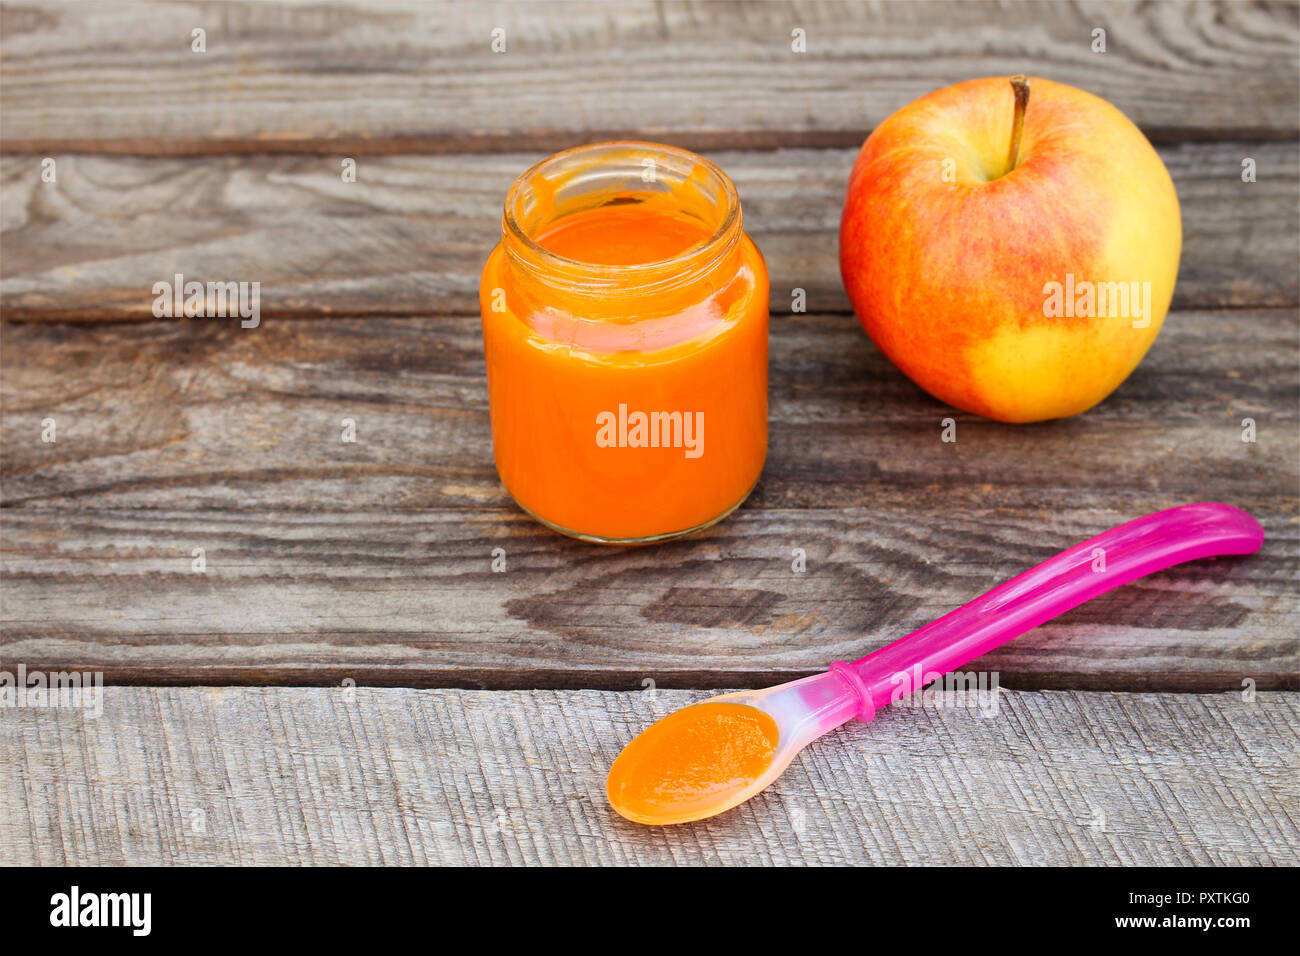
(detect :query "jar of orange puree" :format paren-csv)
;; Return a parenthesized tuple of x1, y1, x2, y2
(480, 142, 769, 543)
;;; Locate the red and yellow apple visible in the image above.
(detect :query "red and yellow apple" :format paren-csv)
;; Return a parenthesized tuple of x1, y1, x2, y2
(839, 76, 1181, 422)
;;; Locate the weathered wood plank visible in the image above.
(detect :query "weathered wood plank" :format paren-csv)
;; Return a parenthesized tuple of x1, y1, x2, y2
(1, 503, 1293, 689)
(2, 143, 1296, 321)
(2, 687, 1295, 865)
(3, 311, 1294, 507)
(2, 310, 1294, 689)
(2, 1, 1297, 155)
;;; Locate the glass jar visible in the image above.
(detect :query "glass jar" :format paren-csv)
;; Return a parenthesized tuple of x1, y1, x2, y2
(479, 142, 769, 544)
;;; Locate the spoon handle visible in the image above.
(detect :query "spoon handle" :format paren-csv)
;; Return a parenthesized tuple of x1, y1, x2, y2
(835, 502, 1263, 720)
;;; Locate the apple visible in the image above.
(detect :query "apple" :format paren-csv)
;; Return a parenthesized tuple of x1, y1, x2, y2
(839, 76, 1181, 423)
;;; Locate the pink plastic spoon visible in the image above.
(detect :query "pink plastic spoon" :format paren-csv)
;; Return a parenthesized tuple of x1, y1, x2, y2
(607, 502, 1265, 825)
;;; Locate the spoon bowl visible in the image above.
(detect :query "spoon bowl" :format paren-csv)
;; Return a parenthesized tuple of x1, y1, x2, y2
(607, 670, 863, 825)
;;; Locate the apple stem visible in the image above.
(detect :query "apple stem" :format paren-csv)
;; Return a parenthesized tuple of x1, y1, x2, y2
(1007, 75, 1030, 174)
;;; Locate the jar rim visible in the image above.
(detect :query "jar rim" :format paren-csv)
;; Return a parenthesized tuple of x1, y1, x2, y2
(501, 140, 742, 286)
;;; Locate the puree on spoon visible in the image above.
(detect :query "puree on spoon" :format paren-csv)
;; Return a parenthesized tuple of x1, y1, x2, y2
(606, 701, 780, 826)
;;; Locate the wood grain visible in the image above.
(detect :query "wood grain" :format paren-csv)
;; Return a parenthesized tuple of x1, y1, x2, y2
(2, 311, 1294, 689)
(2, 687, 1295, 865)
(2, 142, 1296, 322)
(2, 1, 1297, 155)
(1, 0, 1295, 868)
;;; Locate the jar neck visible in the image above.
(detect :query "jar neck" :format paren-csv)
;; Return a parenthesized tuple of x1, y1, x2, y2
(500, 142, 744, 317)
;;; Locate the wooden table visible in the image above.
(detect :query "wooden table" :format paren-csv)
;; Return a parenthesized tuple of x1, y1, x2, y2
(2, 0, 1297, 866)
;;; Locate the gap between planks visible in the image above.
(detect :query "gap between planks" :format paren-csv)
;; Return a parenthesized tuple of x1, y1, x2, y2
(7, 126, 1300, 159)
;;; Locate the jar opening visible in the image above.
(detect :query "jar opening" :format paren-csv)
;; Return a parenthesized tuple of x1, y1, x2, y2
(502, 142, 742, 291)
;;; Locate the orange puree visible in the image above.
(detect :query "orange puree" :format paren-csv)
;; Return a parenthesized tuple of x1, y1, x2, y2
(534, 205, 711, 265)
(480, 142, 768, 543)
(606, 702, 779, 825)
